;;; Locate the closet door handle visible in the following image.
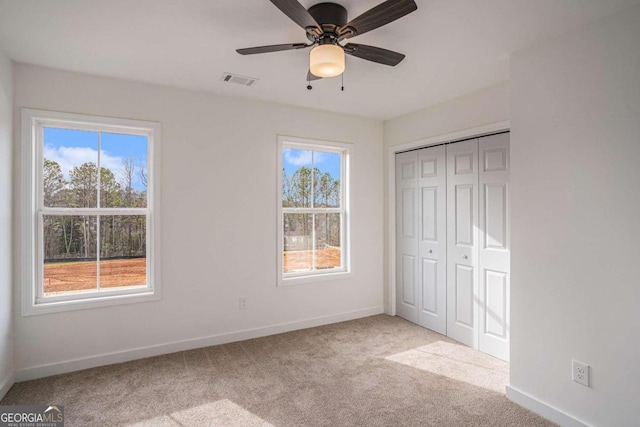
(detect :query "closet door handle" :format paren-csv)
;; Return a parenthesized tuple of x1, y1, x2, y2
(461, 254, 468, 259)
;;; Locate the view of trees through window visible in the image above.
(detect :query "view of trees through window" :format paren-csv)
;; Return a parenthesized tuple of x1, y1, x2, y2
(41, 127, 149, 296)
(282, 147, 343, 274)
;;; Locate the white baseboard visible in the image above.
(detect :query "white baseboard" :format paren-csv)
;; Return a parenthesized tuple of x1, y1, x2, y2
(0, 371, 15, 400)
(506, 385, 592, 427)
(15, 306, 384, 382)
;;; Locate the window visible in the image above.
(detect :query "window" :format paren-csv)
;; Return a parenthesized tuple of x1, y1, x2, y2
(22, 109, 161, 314)
(277, 136, 351, 285)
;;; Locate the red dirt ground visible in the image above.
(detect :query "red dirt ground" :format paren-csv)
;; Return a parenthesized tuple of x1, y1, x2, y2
(44, 247, 342, 294)
(283, 247, 341, 272)
(44, 258, 146, 294)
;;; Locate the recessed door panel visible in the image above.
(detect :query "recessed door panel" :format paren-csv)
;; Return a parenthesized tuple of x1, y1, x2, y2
(422, 187, 437, 241)
(455, 264, 474, 327)
(455, 185, 474, 246)
(485, 183, 507, 250)
(484, 147, 507, 171)
(402, 161, 415, 179)
(402, 188, 416, 238)
(485, 270, 507, 339)
(422, 258, 438, 314)
(421, 158, 437, 177)
(402, 255, 416, 306)
(455, 153, 474, 174)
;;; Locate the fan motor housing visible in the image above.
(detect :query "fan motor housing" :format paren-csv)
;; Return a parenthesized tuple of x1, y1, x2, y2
(306, 3, 348, 41)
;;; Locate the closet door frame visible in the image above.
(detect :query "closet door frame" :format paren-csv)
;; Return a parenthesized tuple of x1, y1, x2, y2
(394, 136, 510, 357)
(388, 123, 509, 311)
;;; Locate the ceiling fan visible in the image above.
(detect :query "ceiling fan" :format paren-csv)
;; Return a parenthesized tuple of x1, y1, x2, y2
(236, 0, 418, 82)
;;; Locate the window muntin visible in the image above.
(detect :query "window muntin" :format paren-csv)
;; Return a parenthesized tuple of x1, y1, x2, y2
(279, 138, 350, 284)
(23, 109, 160, 314)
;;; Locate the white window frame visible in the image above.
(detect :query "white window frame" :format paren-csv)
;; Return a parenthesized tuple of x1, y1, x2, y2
(21, 109, 162, 315)
(277, 135, 352, 286)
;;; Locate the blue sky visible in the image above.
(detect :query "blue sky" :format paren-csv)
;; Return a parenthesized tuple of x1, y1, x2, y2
(282, 148, 341, 180)
(43, 127, 148, 190)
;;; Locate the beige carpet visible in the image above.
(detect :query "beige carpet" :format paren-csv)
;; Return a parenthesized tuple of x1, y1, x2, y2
(2, 315, 555, 427)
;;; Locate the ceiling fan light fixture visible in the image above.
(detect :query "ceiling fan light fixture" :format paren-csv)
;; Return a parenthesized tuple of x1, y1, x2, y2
(309, 44, 345, 78)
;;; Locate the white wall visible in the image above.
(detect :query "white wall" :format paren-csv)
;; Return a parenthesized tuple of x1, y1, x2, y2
(383, 81, 510, 149)
(509, 5, 640, 426)
(12, 64, 384, 376)
(382, 82, 510, 312)
(0, 51, 14, 398)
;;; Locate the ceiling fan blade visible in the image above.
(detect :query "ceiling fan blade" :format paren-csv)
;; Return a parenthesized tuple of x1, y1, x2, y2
(236, 43, 309, 55)
(343, 43, 406, 66)
(307, 70, 322, 81)
(338, 0, 417, 39)
(270, 0, 322, 35)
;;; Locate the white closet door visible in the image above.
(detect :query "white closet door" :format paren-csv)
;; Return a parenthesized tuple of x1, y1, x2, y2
(396, 150, 419, 323)
(446, 139, 479, 348)
(478, 133, 510, 361)
(417, 145, 447, 334)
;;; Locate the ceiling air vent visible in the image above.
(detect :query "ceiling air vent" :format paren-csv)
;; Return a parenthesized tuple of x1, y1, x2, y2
(220, 72, 259, 87)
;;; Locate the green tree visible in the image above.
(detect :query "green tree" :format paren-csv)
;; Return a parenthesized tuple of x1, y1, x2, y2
(282, 168, 293, 207)
(100, 167, 122, 258)
(315, 172, 332, 207)
(42, 160, 148, 261)
(291, 166, 313, 208)
(43, 159, 66, 207)
(69, 162, 97, 208)
(100, 167, 121, 208)
(42, 159, 68, 260)
(121, 158, 135, 255)
(283, 166, 342, 249)
(69, 162, 98, 258)
(315, 172, 336, 244)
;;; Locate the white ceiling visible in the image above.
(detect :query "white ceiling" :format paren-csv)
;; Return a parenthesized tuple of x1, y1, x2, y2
(1, 0, 638, 120)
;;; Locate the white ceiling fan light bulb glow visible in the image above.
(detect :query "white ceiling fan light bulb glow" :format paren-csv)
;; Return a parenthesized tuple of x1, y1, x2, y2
(310, 44, 345, 78)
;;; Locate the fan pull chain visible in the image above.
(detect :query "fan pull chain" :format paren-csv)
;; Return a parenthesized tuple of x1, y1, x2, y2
(341, 73, 344, 91)
(307, 51, 313, 90)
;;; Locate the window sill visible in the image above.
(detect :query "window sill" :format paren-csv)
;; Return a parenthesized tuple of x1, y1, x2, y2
(278, 270, 352, 287)
(22, 288, 161, 316)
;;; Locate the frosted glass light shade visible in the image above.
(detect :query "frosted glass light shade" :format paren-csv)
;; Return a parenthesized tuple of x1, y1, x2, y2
(309, 45, 345, 78)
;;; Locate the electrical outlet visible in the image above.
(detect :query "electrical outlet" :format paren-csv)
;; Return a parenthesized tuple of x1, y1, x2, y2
(239, 296, 248, 310)
(572, 360, 590, 387)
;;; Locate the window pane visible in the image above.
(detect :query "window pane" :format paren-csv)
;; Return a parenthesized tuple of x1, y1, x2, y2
(282, 148, 313, 208)
(283, 213, 312, 272)
(314, 152, 341, 208)
(43, 127, 98, 208)
(43, 215, 97, 295)
(101, 133, 148, 208)
(100, 215, 147, 289)
(315, 213, 342, 270)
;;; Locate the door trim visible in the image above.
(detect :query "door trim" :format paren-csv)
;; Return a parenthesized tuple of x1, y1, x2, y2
(387, 121, 510, 315)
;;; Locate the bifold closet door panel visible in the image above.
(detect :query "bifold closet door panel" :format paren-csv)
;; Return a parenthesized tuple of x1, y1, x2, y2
(417, 145, 447, 334)
(396, 150, 419, 323)
(478, 133, 510, 361)
(446, 139, 479, 348)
